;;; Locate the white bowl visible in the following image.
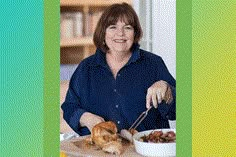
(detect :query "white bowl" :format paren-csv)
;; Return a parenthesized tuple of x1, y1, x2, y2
(133, 129, 176, 157)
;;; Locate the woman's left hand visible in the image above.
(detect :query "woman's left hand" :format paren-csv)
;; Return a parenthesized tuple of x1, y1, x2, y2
(146, 80, 173, 109)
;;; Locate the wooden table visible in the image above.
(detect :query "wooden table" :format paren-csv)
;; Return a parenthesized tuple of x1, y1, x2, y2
(60, 135, 144, 157)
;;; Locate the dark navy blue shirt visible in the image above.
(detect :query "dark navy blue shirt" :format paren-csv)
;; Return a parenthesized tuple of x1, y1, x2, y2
(61, 45, 176, 136)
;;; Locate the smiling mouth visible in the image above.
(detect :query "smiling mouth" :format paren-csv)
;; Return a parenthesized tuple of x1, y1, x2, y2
(114, 39, 127, 43)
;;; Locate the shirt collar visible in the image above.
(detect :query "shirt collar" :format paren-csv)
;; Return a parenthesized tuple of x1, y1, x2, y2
(92, 44, 141, 67)
(127, 43, 141, 65)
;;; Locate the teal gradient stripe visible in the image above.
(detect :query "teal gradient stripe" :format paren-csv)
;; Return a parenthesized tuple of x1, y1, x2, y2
(0, 1, 44, 156)
(176, 0, 192, 156)
(43, 0, 60, 156)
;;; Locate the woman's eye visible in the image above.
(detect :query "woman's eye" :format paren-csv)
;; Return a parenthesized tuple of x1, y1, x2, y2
(108, 26, 116, 29)
(124, 26, 133, 30)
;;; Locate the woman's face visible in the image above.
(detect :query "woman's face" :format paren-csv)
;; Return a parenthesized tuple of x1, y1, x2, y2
(105, 19, 134, 54)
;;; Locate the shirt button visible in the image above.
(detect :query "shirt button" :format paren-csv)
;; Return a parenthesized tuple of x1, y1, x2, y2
(117, 121, 120, 124)
(115, 105, 119, 108)
(114, 89, 117, 92)
(117, 73, 121, 77)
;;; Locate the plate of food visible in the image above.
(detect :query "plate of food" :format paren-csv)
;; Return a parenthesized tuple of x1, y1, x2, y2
(133, 129, 176, 157)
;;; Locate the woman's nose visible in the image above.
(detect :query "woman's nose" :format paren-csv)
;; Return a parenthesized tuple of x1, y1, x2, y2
(116, 28, 124, 36)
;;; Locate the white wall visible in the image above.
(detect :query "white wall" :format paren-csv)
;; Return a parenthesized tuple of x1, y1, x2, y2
(134, 0, 176, 78)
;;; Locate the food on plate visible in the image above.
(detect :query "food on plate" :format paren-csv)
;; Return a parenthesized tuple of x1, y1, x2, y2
(120, 128, 138, 142)
(129, 128, 138, 135)
(102, 141, 123, 155)
(133, 129, 176, 156)
(91, 121, 124, 155)
(139, 130, 176, 143)
(91, 121, 118, 147)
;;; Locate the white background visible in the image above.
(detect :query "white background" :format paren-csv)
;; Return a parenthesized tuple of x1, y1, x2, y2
(134, 0, 176, 78)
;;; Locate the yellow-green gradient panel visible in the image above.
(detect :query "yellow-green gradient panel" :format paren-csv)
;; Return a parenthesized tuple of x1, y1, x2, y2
(43, 0, 60, 156)
(192, 0, 236, 156)
(0, 1, 43, 156)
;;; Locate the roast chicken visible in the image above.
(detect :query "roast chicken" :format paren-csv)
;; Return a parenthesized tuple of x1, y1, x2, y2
(91, 121, 124, 155)
(89, 121, 138, 155)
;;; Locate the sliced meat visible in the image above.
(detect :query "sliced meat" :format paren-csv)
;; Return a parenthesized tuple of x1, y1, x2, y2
(120, 129, 138, 143)
(102, 141, 124, 155)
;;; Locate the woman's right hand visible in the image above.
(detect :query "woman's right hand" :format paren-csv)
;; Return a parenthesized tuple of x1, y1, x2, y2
(80, 112, 105, 132)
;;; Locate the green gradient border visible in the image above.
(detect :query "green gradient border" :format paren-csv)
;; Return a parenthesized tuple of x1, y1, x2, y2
(2, 0, 235, 156)
(176, 0, 192, 156)
(43, 0, 60, 156)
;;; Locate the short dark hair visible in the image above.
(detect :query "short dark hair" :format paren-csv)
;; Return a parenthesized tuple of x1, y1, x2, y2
(93, 3, 143, 52)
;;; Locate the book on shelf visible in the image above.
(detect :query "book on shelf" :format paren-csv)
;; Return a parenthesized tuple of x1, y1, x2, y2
(73, 12, 83, 38)
(60, 13, 74, 39)
(89, 11, 103, 36)
(60, 11, 103, 40)
(60, 12, 83, 39)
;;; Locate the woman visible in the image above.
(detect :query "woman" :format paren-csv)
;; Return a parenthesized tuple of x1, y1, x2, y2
(61, 3, 176, 136)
